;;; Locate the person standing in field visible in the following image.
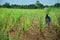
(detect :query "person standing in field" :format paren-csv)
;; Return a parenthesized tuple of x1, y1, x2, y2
(45, 14, 51, 26)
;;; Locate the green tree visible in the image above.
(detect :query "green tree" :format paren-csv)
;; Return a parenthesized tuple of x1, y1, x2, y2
(11, 4, 20, 8)
(2, 2, 11, 8)
(35, 1, 44, 9)
(28, 4, 37, 9)
(54, 3, 60, 8)
(0, 5, 1, 7)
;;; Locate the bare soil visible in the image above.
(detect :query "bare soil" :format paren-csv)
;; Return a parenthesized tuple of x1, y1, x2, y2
(8, 16, 60, 40)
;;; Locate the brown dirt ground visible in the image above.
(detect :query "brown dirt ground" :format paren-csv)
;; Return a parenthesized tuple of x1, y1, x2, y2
(8, 15, 60, 40)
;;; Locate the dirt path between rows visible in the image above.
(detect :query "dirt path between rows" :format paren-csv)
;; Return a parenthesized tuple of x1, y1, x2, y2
(19, 15, 40, 40)
(43, 22, 58, 40)
(8, 15, 59, 40)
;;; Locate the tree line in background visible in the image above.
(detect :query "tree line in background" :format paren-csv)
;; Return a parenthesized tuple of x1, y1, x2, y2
(0, 1, 60, 9)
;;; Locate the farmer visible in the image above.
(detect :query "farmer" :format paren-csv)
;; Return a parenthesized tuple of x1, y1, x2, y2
(45, 14, 51, 26)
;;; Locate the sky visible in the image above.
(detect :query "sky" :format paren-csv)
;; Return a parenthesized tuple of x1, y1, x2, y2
(0, 0, 60, 6)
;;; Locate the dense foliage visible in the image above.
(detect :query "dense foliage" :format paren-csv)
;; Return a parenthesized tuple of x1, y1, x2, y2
(0, 1, 60, 9)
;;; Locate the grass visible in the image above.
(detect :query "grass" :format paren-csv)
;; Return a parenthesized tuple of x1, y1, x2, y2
(0, 8, 60, 40)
